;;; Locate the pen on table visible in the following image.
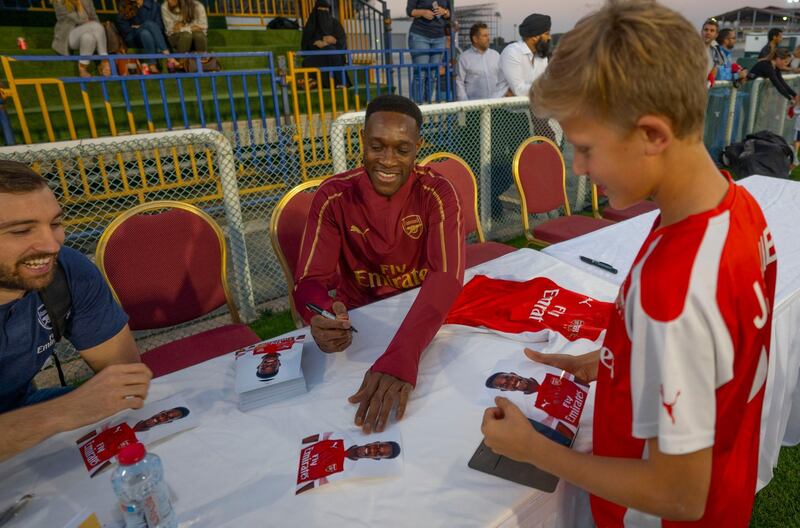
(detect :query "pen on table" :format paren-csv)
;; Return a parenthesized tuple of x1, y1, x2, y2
(305, 303, 358, 333)
(0, 494, 33, 527)
(579, 255, 618, 274)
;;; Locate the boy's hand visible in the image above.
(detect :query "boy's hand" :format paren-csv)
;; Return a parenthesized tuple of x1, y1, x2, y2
(310, 302, 352, 353)
(524, 348, 599, 384)
(481, 396, 540, 464)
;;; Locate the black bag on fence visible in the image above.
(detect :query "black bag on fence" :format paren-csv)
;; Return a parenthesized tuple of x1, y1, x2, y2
(720, 130, 794, 179)
(267, 17, 300, 30)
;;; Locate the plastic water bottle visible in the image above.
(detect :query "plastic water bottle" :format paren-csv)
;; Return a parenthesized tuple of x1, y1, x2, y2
(111, 443, 177, 528)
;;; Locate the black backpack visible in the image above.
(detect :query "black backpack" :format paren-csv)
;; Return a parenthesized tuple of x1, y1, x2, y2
(37, 262, 72, 387)
(720, 130, 794, 179)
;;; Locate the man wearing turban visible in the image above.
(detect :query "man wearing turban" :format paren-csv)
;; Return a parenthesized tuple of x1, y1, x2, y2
(500, 13, 552, 98)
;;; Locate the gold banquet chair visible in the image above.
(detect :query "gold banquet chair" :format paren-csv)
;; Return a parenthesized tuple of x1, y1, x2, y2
(420, 152, 516, 267)
(95, 200, 260, 377)
(513, 136, 613, 246)
(270, 180, 324, 328)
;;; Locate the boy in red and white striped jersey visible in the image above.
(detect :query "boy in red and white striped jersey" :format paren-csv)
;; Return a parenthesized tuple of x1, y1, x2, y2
(481, 1, 777, 525)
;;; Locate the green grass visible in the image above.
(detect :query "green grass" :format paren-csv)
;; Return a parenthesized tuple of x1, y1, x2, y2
(752, 444, 800, 526)
(248, 309, 295, 340)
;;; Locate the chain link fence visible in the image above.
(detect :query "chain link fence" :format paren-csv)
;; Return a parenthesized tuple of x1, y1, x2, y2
(329, 96, 590, 244)
(703, 75, 800, 165)
(5, 78, 798, 386)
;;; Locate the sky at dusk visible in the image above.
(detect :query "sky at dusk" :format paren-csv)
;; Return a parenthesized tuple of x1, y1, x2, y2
(386, 0, 776, 41)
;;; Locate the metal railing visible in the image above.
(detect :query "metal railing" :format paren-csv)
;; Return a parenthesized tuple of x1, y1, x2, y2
(0, 52, 293, 232)
(286, 47, 451, 180)
(703, 75, 800, 162)
(0, 0, 298, 17)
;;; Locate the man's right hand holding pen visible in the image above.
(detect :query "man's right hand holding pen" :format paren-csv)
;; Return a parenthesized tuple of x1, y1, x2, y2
(308, 301, 353, 353)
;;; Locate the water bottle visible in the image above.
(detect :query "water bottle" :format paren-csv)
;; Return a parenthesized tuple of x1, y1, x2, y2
(111, 442, 177, 528)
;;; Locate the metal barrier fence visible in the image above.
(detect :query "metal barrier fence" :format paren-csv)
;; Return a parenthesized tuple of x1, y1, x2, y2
(703, 75, 800, 162)
(3, 80, 798, 383)
(0, 0, 386, 22)
(0, 0, 298, 17)
(286, 48, 451, 180)
(0, 129, 262, 383)
(0, 51, 297, 255)
(330, 96, 568, 243)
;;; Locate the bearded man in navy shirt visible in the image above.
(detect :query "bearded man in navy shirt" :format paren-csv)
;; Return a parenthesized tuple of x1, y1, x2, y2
(0, 161, 151, 462)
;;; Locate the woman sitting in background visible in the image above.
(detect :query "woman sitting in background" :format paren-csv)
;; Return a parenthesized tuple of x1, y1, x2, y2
(161, 0, 208, 54)
(117, 0, 178, 73)
(52, 0, 110, 77)
(301, 0, 349, 88)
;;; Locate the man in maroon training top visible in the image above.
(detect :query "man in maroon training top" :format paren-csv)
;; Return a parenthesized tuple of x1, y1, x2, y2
(294, 94, 465, 434)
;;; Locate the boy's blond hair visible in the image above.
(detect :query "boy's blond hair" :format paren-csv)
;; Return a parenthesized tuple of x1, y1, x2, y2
(531, 0, 708, 138)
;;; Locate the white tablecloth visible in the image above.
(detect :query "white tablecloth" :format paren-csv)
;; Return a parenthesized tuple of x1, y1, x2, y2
(0, 250, 621, 528)
(542, 175, 800, 489)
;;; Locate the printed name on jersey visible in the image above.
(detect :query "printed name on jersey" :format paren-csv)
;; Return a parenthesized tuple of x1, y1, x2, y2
(401, 214, 424, 239)
(37, 332, 56, 355)
(753, 281, 770, 329)
(599, 346, 615, 379)
(757, 226, 777, 277)
(354, 266, 429, 289)
(528, 288, 561, 322)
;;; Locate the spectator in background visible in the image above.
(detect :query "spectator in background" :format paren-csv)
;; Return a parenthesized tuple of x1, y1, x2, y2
(701, 19, 724, 82)
(455, 23, 508, 101)
(790, 45, 800, 73)
(117, 0, 178, 74)
(500, 13, 551, 98)
(758, 27, 783, 59)
(747, 48, 796, 104)
(406, 0, 451, 103)
(301, 0, 349, 88)
(715, 28, 747, 83)
(161, 0, 208, 55)
(52, 0, 110, 77)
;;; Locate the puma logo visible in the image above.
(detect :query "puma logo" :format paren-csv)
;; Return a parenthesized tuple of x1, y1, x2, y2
(660, 385, 681, 425)
(350, 225, 369, 239)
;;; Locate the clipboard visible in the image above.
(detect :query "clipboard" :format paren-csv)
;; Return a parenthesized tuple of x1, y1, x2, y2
(467, 419, 575, 492)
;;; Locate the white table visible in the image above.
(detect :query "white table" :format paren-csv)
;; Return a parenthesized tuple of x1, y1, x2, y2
(543, 175, 800, 490)
(0, 250, 620, 528)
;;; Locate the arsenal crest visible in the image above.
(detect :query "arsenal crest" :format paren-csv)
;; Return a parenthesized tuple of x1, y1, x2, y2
(401, 215, 423, 239)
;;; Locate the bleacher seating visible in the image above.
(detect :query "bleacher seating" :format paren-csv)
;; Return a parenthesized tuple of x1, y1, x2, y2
(0, 25, 300, 77)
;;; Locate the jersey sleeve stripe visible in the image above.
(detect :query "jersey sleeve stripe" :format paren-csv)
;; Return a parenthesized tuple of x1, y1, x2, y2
(422, 182, 463, 277)
(298, 191, 343, 283)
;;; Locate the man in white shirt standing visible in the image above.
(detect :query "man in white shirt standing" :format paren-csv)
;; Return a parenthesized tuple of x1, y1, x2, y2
(456, 23, 509, 101)
(500, 13, 551, 98)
